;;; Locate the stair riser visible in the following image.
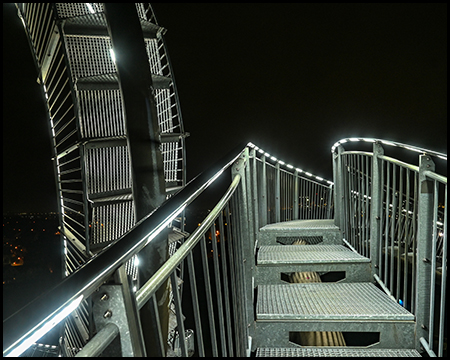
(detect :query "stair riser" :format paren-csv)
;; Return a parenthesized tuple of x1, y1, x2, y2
(253, 321, 415, 350)
(254, 262, 371, 286)
(259, 229, 342, 246)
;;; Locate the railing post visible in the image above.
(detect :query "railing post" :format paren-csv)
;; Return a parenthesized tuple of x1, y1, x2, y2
(415, 154, 435, 352)
(275, 162, 281, 223)
(370, 142, 384, 278)
(92, 265, 147, 356)
(333, 145, 345, 230)
(293, 171, 299, 220)
(231, 148, 254, 355)
(260, 155, 268, 227)
(250, 149, 260, 247)
(327, 184, 334, 219)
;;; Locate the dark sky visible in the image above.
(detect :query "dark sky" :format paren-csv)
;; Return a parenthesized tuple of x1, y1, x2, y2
(3, 3, 447, 213)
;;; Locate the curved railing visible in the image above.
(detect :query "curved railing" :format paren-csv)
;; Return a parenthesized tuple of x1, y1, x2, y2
(332, 137, 447, 356)
(3, 143, 243, 357)
(5, 137, 445, 356)
(4, 142, 332, 357)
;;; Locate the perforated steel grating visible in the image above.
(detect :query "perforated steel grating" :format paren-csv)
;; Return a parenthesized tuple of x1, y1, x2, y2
(257, 283, 414, 321)
(86, 147, 131, 194)
(65, 36, 115, 79)
(55, 3, 146, 20)
(55, 3, 105, 18)
(256, 347, 421, 357)
(78, 90, 125, 138)
(258, 245, 370, 265)
(91, 202, 135, 246)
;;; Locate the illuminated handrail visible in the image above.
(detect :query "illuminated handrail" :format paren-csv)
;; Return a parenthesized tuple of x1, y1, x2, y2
(135, 174, 241, 310)
(4, 141, 328, 357)
(331, 137, 447, 161)
(3, 143, 246, 357)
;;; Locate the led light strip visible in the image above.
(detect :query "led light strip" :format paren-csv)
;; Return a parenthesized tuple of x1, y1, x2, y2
(330, 137, 447, 161)
(247, 142, 334, 185)
(5, 295, 84, 357)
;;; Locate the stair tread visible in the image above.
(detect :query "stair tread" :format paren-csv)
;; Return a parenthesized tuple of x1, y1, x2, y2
(256, 347, 421, 357)
(260, 219, 338, 231)
(257, 283, 414, 321)
(258, 245, 370, 265)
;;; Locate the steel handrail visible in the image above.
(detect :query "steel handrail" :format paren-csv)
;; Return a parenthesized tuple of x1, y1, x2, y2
(331, 137, 447, 161)
(136, 173, 242, 309)
(3, 142, 248, 357)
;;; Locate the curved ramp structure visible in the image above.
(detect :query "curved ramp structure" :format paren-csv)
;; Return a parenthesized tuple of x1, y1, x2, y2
(15, 3, 187, 355)
(16, 2, 187, 273)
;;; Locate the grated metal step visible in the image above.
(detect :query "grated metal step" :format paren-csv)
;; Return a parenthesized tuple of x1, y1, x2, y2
(257, 245, 370, 265)
(257, 282, 413, 321)
(255, 245, 372, 284)
(259, 219, 341, 246)
(261, 219, 338, 230)
(256, 347, 421, 357)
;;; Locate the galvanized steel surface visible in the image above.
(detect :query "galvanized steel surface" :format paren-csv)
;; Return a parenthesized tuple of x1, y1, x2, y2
(256, 347, 421, 357)
(257, 245, 370, 265)
(257, 283, 414, 321)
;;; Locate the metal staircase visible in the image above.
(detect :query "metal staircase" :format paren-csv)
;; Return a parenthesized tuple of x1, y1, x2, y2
(3, 141, 446, 357)
(253, 219, 421, 356)
(4, 2, 447, 356)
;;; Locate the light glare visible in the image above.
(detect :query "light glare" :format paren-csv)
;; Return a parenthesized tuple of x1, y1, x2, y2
(5, 295, 84, 357)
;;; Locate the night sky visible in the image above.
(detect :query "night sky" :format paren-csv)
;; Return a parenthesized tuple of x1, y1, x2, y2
(3, 3, 447, 213)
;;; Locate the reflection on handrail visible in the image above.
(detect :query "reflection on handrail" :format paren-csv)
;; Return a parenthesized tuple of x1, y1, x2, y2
(331, 137, 447, 161)
(136, 174, 241, 309)
(3, 143, 247, 357)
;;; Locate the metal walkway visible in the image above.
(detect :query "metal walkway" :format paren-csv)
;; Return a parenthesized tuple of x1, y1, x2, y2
(253, 219, 420, 356)
(4, 2, 447, 356)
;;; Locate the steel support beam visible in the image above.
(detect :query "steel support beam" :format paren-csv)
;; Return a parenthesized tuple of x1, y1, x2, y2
(415, 155, 435, 352)
(333, 145, 345, 230)
(104, 4, 168, 356)
(370, 142, 384, 278)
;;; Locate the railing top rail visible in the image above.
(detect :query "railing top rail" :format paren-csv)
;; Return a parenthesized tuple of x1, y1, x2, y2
(3, 142, 248, 357)
(423, 170, 447, 185)
(136, 173, 242, 310)
(248, 142, 334, 186)
(331, 137, 447, 161)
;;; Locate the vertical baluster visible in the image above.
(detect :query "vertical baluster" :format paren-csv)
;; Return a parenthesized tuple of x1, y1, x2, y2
(170, 272, 187, 357)
(396, 167, 404, 302)
(218, 211, 233, 356)
(225, 202, 239, 355)
(200, 233, 218, 356)
(384, 161, 390, 285)
(356, 154, 361, 252)
(390, 164, 397, 295)
(438, 184, 447, 357)
(230, 195, 243, 355)
(186, 251, 205, 356)
(411, 170, 418, 314)
(403, 168, 411, 310)
(293, 171, 299, 220)
(210, 222, 227, 356)
(260, 155, 267, 227)
(275, 162, 280, 223)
